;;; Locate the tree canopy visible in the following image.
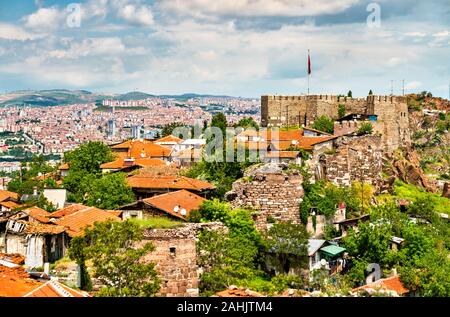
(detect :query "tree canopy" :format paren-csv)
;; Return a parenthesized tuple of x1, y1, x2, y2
(311, 115, 334, 134)
(68, 219, 160, 297)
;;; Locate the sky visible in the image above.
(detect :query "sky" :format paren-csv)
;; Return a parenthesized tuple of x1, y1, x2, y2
(0, 0, 449, 98)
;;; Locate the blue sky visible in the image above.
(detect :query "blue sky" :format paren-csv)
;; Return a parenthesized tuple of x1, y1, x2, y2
(0, 0, 449, 98)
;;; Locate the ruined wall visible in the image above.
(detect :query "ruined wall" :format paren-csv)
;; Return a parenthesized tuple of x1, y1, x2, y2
(261, 95, 410, 152)
(226, 164, 304, 231)
(140, 222, 224, 297)
(322, 135, 383, 188)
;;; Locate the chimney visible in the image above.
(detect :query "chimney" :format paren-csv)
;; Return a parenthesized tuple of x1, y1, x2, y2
(33, 187, 38, 196)
(44, 262, 50, 275)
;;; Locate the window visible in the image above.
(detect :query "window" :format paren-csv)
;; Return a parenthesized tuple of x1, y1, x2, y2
(169, 247, 176, 256)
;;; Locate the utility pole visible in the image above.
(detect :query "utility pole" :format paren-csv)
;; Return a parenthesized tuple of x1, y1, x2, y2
(390, 80, 394, 96)
(402, 79, 405, 96)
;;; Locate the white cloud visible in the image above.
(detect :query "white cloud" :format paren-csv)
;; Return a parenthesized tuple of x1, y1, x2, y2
(404, 32, 427, 37)
(23, 7, 62, 31)
(47, 37, 148, 60)
(112, 0, 154, 26)
(405, 81, 422, 90)
(158, 0, 358, 18)
(0, 23, 39, 41)
(432, 30, 449, 37)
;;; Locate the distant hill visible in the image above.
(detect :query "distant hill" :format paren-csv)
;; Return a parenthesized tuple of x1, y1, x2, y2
(0, 89, 245, 107)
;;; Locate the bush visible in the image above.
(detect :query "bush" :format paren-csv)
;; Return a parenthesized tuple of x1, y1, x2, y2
(357, 122, 373, 135)
(312, 115, 334, 134)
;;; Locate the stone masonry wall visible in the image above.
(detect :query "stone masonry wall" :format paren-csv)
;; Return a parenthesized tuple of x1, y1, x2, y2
(323, 135, 383, 188)
(261, 94, 410, 152)
(226, 164, 304, 231)
(140, 222, 224, 297)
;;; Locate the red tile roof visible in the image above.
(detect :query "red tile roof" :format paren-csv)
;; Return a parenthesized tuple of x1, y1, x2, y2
(100, 158, 167, 170)
(0, 200, 22, 209)
(24, 206, 52, 223)
(143, 190, 206, 220)
(0, 265, 89, 297)
(50, 204, 87, 218)
(352, 276, 409, 296)
(111, 140, 172, 158)
(52, 205, 120, 237)
(127, 175, 215, 191)
(0, 189, 19, 202)
(155, 135, 183, 143)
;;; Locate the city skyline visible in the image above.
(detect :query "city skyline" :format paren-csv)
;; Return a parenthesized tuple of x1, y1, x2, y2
(0, 0, 449, 98)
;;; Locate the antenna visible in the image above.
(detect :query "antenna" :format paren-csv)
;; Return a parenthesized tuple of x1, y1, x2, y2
(390, 80, 394, 96)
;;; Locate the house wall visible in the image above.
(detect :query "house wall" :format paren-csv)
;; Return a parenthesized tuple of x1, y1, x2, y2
(5, 234, 45, 268)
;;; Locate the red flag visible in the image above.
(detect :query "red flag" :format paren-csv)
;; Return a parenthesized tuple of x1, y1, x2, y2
(308, 50, 311, 75)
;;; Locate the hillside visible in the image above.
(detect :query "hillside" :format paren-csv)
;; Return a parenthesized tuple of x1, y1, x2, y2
(407, 92, 450, 186)
(0, 90, 239, 107)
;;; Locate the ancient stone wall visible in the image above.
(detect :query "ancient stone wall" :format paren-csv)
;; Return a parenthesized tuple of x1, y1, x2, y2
(261, 94, 410, 152)
(226, 164, 304, 231)
(140, 222, 224, 297)
(322, 135, 383, 188)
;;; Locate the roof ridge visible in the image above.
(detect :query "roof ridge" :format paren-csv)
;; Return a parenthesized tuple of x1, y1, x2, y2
(49, 280, 74, 297)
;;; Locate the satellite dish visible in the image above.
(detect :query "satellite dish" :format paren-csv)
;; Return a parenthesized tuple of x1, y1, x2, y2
(173, 205, 179, 213)
(180, 209, 187, 216)
(320, 259, 327, 266)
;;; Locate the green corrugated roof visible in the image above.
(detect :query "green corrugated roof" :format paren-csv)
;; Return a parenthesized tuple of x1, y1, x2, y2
(320, 245, 346, 257)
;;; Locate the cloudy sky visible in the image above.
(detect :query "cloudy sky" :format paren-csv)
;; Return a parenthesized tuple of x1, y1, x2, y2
(0, 0, 449, 97)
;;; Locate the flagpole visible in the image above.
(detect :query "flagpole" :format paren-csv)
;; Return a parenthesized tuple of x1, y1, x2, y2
(307, 49, 310, 95)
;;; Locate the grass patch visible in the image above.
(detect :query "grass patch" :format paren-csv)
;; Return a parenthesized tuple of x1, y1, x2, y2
(392, 180, 450, 215)
(129, 216, 184, 229)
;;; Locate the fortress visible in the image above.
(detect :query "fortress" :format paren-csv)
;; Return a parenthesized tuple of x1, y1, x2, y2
(261, 94, 411, 152)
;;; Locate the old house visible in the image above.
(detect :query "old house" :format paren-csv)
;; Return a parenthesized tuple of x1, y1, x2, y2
(120, 189, 206, 221)
(2, 219, 67, 268)
(127, 174, 215, 199)
(308, 239, 328, 271)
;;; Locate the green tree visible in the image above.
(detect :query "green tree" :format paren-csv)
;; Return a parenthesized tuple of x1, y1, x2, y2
(338, 104, 346, 118)
(399, 249, 450, 297)
(161, 122, 186, 137)
(68, 219, 160, 297)
(347, 90, 353, 98)
(357, 122, 373, 135)
(85, 172, 135, 209)
(68, 236, 93, 291)
(368, 90, 373, 95)
(235, 117, 259, 130)
(343, 221, 395, 267)
(263, 222, 309, 273)
(210, 113, 228, 136)
(64, 141, 114, 174)
(312, 115, 334, 134)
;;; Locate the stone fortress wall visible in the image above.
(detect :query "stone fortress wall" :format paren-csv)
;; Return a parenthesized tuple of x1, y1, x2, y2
(226, 164, 303, 231)
(261, 94, 410, 152)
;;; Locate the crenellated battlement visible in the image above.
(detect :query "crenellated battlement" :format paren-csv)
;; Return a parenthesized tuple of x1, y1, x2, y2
(263, 94, 406, 103)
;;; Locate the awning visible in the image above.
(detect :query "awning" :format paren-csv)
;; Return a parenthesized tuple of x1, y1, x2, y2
(320, 245, 346, 257)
